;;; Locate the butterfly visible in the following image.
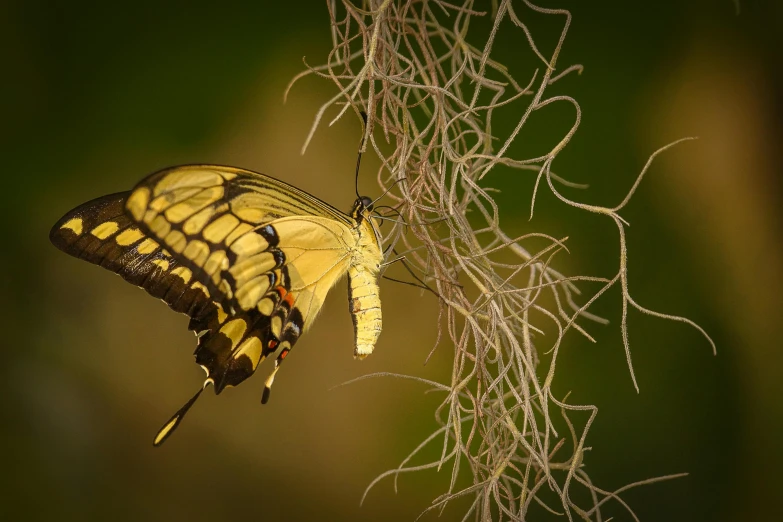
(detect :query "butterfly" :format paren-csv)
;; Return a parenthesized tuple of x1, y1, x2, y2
(50, 165, 384, 445)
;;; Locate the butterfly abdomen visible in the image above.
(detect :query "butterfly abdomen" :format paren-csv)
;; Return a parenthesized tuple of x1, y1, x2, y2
(347, 264, 382, 359)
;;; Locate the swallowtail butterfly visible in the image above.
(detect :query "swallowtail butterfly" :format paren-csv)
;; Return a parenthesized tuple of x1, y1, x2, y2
(50, 165, 383, 445)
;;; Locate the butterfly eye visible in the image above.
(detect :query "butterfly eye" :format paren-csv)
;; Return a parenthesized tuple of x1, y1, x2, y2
(360, 196, 374, 212)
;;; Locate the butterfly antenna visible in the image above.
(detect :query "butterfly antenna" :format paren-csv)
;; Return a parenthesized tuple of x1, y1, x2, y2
(152, 381, 210, 447)
(370, 177, 407, 209)
(355, 111, 368, 200)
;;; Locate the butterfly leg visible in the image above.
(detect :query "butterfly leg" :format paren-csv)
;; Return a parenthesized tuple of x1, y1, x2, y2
(379, 255, 406, 268)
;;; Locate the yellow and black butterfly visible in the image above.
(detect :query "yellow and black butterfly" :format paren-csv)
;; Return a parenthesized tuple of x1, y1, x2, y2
(50, 165, 384, 445)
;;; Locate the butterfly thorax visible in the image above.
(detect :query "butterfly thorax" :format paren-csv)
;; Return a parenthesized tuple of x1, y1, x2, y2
(347, 196, 383, 276)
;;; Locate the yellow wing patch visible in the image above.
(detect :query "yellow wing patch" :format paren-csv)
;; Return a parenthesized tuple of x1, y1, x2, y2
(90, 221, 119, 239)
(61, 217, 83, 235)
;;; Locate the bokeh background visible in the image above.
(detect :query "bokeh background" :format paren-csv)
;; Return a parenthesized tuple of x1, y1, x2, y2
(3, 1, 782, 520)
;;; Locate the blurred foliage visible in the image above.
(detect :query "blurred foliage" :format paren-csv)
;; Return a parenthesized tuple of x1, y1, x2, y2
(2, 1, 781, 521)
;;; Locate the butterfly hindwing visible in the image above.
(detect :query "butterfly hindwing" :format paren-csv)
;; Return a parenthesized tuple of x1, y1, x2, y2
(192, 269, 306, 395)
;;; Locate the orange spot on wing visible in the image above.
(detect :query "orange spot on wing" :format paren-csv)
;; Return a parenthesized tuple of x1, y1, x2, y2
(274, 286, 296, 307)
(279, 349, 289, 360)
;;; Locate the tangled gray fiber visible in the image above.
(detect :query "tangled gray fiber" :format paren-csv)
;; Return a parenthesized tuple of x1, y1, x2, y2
(288, 1, 715, 520)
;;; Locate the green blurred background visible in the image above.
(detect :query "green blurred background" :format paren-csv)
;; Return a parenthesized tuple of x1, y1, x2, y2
(2, 1, 781, 520)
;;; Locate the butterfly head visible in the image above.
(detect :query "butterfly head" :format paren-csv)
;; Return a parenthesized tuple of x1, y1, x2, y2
(351, 196, 374, 223)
